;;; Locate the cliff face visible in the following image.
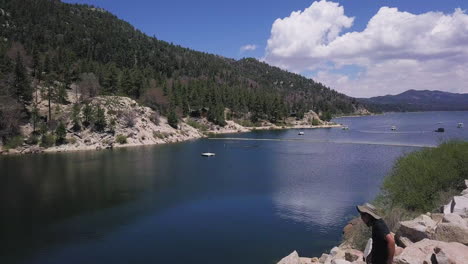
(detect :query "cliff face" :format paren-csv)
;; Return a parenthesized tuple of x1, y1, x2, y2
(278, 180, 468, 264)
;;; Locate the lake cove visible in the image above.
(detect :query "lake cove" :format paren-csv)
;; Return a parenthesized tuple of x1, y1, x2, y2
(1, 112, 467, 264)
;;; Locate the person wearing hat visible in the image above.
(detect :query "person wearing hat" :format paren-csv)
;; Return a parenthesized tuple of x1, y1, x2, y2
(357, 203, 395, 264)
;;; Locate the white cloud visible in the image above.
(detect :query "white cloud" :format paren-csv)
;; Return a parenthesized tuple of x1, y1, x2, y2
(240, 44, 257, 52)
(264, 0, 468, 97)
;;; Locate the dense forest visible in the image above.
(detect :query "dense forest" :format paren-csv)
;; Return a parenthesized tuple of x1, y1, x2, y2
(0, 0, 364, 144)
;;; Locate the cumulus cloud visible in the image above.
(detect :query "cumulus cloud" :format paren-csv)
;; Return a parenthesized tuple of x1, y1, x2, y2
(264, 0, 468, 97)
(240, 44, 257, 52)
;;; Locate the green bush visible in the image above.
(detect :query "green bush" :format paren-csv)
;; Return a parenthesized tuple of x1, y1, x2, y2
(311, 117, 320, 126)
(40, 133, 55, 148)
(55, 122, 67, 145)
(167, 110, 178, 129)
(116, 134, 127, 144)
(186, 119, 208, 131)
(381, 141, 468, 212)
(4, 136, 24, 149)
(94, 106, 107, 132)
(26, 134, 39, 145)
(153, 131, 171, 139)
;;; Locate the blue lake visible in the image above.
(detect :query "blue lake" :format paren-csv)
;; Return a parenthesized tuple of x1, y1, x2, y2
(0, 112, 467, 264)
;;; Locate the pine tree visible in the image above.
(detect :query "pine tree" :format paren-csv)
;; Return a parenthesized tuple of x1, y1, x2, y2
(94, 106, 106, 132)
(55, 121, 66, 145)
(167, 108, 178, 129)
(13, 52, 32, 104)
(71, 103, 81, 131)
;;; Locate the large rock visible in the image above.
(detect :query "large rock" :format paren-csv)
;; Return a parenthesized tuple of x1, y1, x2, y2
(433, 214, 468, 245)
(443, 196, 468, 217)
(394, 239, 468, 264)
(278, 251, 301, 264)
(344, 249, 363, 262)
(331, 260, 350, 264)
(396, 214, 436, 243)
(396, 236, 414, 248)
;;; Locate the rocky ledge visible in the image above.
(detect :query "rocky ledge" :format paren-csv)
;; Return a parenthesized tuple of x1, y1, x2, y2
(278, 180, 468, 264)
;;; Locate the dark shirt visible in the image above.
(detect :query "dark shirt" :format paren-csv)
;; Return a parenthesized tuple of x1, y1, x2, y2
(371, 219, 390, 264)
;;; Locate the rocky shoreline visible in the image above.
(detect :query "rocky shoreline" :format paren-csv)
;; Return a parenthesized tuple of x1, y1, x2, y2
(0, 95, 342, 156)
(277, 180, 468, 264)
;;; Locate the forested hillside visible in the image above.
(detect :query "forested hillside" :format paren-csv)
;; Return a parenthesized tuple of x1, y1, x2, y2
(0, 0, 364, 145)
(359, 90, 468, 112)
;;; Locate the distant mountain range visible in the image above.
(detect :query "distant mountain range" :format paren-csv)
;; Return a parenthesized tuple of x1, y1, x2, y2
(358, 90, 468, 112)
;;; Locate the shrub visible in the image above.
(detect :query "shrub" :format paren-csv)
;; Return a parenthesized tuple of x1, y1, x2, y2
(150, 111, 160, 125)
(153, 131, 170, 139)
(381, 141, 468, 212)
(116, 134, 127, 144)
(40, 133, 55, 148)
(71, 104, 81, 131)
(82, 103, 94, 127)
(167, 110, 178, 129)
(94, 106, 106, 132)
(67, 137, 77, 144)
(26, 134, 39, 145)
(311, 117, 320, 126)
(4, 135, 24, 149)
(122, 110, 137, 128)
(186, 119, 208, 131)
(55, 122, 67, 145)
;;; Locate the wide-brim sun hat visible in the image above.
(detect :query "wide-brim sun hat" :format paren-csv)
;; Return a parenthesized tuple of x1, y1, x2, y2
(357, 203, 382, 220)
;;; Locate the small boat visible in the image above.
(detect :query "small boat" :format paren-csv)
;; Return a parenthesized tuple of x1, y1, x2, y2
(435, 128, 445, 133)
(342, 126, 349, 130)
(458, 123, 464, 128)
(298, 132, 304, 135)
(391, 126, 397, 131)
(201, 152, 215, 157)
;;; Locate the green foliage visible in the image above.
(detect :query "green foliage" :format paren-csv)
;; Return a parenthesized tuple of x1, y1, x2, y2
(94, 106, 106, 132)
(186, 119, 208, 131)
(381, 141, 468, 212)
(116, 134, 127, 144)
(82, 103, 94, 127)
(311, 117, 320, 126)
(167, 109, 178, 129)
(153, 131, 171, 139)
(13, 53, 32, 104)
(108, 118, 116, 134)
(55, 121, 67, 145)
(0, 0, 363, 133)
(4, 135, 24, 149)
(71, 104, 81, 131)
(26, 134, 39, 145)
(40, 133, 55, 148)
(320, 111, 332, 122)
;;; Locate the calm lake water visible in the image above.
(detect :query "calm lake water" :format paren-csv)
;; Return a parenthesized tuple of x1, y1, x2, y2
(1, 112, 467, 264)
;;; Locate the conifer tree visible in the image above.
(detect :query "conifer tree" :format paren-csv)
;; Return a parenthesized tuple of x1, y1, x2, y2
(13, 52, 32, 104)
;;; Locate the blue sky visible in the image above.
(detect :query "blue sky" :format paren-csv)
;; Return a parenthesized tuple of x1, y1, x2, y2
(63, 0, 468, 97)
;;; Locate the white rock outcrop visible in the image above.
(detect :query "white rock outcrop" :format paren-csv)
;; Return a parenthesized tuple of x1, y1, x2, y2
(394, 239, 468, 264)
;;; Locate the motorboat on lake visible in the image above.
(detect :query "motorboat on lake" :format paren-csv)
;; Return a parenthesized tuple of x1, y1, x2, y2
(435, 128, 445, 133)
(458, 123, 464, 128)
(342, 126, 349, 130)
(201, 152, 216, 157)
(391, 126, 397, 131)
(298, 132, 304, 135)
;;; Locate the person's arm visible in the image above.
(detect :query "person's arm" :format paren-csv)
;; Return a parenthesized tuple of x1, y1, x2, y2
(385, 233, 395, 264)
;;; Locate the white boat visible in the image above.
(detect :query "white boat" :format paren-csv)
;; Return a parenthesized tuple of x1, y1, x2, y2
(391, 126, 397, 131)
(458, 123, 464, 128)
(342, 126, 349, 130)
(298, 132, 304, 135)
(201, 152, 215, 157)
